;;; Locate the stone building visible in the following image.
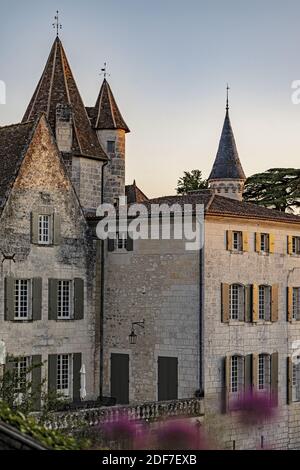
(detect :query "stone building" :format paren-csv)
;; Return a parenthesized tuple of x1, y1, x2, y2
(1, 34, 300, 449)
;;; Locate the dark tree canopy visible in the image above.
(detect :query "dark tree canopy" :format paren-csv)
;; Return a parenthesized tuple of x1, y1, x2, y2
(243, 168, 300, 213)
(176, 170, 208, 195)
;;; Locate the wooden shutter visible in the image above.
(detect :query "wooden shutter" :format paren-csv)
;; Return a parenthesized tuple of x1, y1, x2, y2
(107, 238, 115, 252)
(48, 279, 58, 320)
(245, 285, 252, 322)
(221, 284, 230, 323)
(255, 233, 261, 252)
(73, 353, 82, 402)
(271, 284, 279, 322)
(287, 287, 293, 322)
(287, 235, 293, 255)
(269, 234, 275, 254)
(31, 212, 39, 244)
(271, 352, 279, 407)
(74, 279, 84, 320)
(245, 354, 252, 393)
(4, 277, 15, 321)
(32, 278, 42, 321)
(224, 355, 231, 413)
(126, 234, 134, 252)
(287, 356, 293, 405)
(48, 354, 57, 395)
(226, 231, 233, 251)
(53, 214, 61, 245)
(242, 232, 249, 252)
(252, 284, 259, 323)
(252, 353, 258, 390)
(31, 355, 42, 411)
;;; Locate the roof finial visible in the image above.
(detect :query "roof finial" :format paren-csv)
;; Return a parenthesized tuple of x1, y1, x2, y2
(100, 62, 110, 80)
(53, 10, 62, 37)
(226, 83, 230, 112)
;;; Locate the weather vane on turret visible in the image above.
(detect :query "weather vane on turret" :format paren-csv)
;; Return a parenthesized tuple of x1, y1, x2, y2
(53, 10, 62, 37)
(100, 62, 110, 80)
(226, 83, 230, 112)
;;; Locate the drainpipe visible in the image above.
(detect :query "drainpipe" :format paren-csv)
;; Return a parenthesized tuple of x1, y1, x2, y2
(99, 160, 108, 399)
(199, 245, 204, 397)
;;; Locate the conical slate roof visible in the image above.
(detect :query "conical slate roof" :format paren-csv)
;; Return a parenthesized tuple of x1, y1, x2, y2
(209, 109, 245, 181)
(90, 79, 130, 132)
(22, 37, 107, 160)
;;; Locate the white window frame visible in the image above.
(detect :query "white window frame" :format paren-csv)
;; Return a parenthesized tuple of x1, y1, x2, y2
(116, 233, 128, 251)
(57, 280, 74, 320)
(232, 231, 243, 252)
(13, 356, 31, 403)
(260, 233, 270, 253)
(258, 285, 271, 321)
(230, 355, 244, 397)
(38, 214, 52, 245)
(57, 354, 73, 398)
(258, 354, 271, 392)
(293, 288, 300, 321)
(292, 237, 300, 255)
(14, 279, 32, 321)
(229, 284, 245, 321)
(293, 358, 300, 402)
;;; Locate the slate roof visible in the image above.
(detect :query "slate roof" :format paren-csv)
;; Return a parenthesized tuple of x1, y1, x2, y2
(0, 120, 36, 209)
(87, 79, 130, 132)
(125, 181, 149, 203)
(209, 110, 246, 181)
(22, 37, 107, 160)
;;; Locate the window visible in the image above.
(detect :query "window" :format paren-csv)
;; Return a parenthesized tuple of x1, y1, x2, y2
(293, 358, 300, 402)
(107, 141, 115, 153)
(117, 233, 128, 250)
(292, 237, 300, 255)
(259, 285, 271, 321)
(232, 231, 243, 251)
(14, 280, 31, 320)
(260, 233, 269, 253)
(13, 357, 31, 393)
(57, 281, 73, 320)
(229, 284, 245, 321)
(258, 354, 271, 391)
(57, 354, 72, 398)
(38, 215, 51, 245)
(293, 288, 300, 321)
(231, 355, 244, 395)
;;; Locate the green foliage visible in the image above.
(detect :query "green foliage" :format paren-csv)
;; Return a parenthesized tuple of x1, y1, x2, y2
(0, 401, 85, 450)
(243, 168, 300, 213)
(176, 170, 208, 195)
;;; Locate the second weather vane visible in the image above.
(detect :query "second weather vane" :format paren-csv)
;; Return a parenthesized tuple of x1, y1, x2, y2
(53, 10, 62, 37)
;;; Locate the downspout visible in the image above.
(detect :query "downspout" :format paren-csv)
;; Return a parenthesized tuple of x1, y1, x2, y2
(99, 159, 108, 399)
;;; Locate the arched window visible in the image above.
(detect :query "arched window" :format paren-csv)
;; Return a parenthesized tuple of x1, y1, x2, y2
(229, 284, 245, 321)
(259, 285, 272, 321)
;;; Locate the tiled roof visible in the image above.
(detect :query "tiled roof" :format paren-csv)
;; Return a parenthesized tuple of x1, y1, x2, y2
(209, 110, 246, 181)
(0, 120, 36, 209)
(22, 37, 107, 160)
(126, 181, 149, 203)
(89, 79, 130, 132)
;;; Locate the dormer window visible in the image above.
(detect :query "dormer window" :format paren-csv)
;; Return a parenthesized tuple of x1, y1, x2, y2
(107, 141, 115, 153)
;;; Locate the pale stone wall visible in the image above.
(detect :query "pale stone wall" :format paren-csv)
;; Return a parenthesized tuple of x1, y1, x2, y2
(0, 118, 100, 399)
(71, 156, 103, 212)
(103, 237, 200, 402)
(204, 215, 300, 449)
(97, 129, 125, 204)
(209, 179, 245, 201)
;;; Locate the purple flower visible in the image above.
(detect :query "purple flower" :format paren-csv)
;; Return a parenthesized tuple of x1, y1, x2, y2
(152, 420, 209, 450)
(232, 391, 277, 426)
(102, 417, 137, 441)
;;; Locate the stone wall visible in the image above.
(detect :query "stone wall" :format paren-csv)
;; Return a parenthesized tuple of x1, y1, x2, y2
(71, 156, 103, 212)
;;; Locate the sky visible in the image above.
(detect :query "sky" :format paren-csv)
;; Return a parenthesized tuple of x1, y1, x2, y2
(1, 0, 300, 198)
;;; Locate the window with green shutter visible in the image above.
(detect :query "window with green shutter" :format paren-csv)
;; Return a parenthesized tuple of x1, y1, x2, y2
(31, 211, 61, 246)
(48, 278, 84, 321)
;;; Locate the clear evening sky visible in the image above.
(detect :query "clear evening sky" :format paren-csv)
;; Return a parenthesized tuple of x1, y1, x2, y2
(1, 0, 300, 197)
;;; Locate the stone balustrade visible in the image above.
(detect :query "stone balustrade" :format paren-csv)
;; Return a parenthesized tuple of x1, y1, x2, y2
(32, 398, 204, 431)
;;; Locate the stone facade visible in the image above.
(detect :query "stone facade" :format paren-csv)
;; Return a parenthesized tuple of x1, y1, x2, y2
(209, 179, 245, 201)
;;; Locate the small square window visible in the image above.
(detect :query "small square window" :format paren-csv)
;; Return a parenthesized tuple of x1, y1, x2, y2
(107, 141, 116, 153)
(117, 233, 128, 250)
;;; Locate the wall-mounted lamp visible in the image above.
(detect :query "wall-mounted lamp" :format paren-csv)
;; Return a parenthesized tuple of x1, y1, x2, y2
(129, 320, 145, 345)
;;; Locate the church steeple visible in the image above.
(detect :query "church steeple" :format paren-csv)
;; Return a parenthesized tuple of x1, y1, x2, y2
(208, 89, 246, 201)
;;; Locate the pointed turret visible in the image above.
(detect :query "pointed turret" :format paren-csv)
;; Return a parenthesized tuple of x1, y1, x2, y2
(208, 91, 246, 201)
(23, 37, 107, 160)
(90, 79, 129, 204)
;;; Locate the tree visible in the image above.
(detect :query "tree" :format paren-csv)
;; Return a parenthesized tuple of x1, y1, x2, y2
(243, 168, 300, 213)
(176, 170, 208, 195)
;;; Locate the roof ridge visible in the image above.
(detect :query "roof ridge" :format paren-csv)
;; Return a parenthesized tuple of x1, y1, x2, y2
(0, 120, 35, 131)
